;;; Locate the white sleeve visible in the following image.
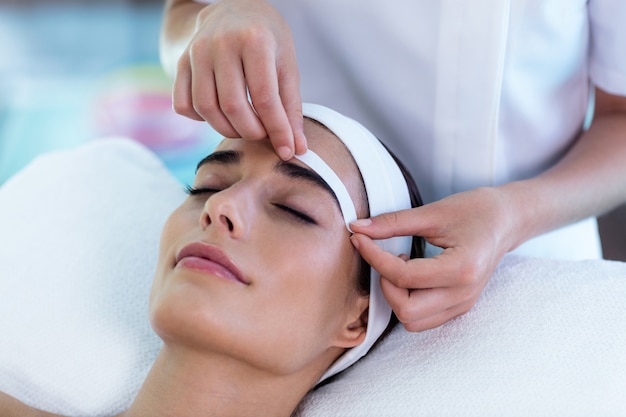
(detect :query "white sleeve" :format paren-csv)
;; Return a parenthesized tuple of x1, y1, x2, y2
(589, 0, 626, 96)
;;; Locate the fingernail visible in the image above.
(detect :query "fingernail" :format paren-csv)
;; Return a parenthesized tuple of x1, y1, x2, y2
(351, 218, 372, 228)
(277, 146, 293, 160)
(300, 129, 308, 150)
(350, 235, 360, 249)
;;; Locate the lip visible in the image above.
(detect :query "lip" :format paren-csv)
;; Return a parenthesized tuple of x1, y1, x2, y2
(175, 242, 249, 285)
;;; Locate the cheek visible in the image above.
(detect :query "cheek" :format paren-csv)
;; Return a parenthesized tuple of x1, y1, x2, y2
(154, 212, 183, 276)
(149, 207, 195, 319)
(244, 228, 359, 357)
(255, 225, 356, 290)
(149, 274, 218, 347)
(156, 205, 199, 264)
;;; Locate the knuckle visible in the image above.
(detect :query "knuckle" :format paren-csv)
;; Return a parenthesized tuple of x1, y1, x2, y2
(172, 98, 198, 119)
(211, 24, 272, 54)
(391, 265, 415, 289)
(188, 36, 211, 60)
(291, 105, 304, 121)
(379, 211, 400, 228)
(394, 302, 418, 324)
(447, 300, 476, 323)
(458, 302, 474, 316)
(246, 130, 267, 141)
(193, 100, 219, 120)
(449, 286, 481, 320)
(241, 25, 274, 49)
(219, 98, 244, 118)
(455, 259, 481, 287)
(460, 293, 480, 313)
(175, 51, 191, 74)
(251, 89, 279, 112)
(171, 98, 189, 115)
(404, 321, 425, 333)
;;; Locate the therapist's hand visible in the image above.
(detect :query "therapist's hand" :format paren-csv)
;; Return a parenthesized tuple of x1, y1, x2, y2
(350, 187, 517, 332)
(172, 0, 306, 160)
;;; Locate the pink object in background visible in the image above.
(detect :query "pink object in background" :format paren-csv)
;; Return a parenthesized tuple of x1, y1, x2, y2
(91, 65, 207, 152)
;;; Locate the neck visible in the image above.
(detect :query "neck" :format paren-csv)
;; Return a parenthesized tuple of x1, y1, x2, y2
(119, 345, 318, 417)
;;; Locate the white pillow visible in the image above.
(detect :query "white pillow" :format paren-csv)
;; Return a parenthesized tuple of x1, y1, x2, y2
(0, 138, 186, 416)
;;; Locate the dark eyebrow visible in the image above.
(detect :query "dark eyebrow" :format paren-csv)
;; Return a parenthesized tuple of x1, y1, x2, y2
(274, 161, 340, 207)
(196, 150, 241, 172)
(195, 149, 341, 208)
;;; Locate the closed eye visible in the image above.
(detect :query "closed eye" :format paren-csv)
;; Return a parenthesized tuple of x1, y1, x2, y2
(273, 203, 317, 225)
(185, 185, 221, 196)
(186, 185, 317, 225)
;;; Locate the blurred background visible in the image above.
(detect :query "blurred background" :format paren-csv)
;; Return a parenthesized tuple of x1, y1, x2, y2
(0, 0, 623, 260)
(0, 0, 220, 187)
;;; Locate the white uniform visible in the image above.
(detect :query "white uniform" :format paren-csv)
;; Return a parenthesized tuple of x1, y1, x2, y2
(193, 0, 626, 259)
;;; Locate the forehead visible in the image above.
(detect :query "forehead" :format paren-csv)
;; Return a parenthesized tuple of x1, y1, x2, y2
(213, 119, 367, 217)
(303, 118, 357, 174)
(213, 119, 355, 170)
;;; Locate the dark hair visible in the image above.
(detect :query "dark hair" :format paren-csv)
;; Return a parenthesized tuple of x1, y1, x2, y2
(316, 144, 424, 388)
(355, 144, 425, 296)
(303, 116, 425, 295)
(303, 116, 425, 387)
(304, 116, 424, 294)
(351, 143, 425, 353)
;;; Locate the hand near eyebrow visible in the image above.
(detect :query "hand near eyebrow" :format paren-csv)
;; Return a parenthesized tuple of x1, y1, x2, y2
(350, 187, 517, 332)
(169, 0, 306, 160)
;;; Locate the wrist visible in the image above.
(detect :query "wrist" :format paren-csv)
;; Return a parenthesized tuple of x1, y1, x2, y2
(495, 180, 551, 253)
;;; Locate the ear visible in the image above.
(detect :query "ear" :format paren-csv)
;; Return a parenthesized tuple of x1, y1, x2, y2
(334, 295, 369, 349)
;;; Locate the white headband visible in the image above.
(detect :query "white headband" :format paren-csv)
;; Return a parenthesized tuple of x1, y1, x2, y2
(295, 103, 413, 383)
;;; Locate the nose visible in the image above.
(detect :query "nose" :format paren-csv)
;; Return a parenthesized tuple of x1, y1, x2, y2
(199, 186, 251, 239)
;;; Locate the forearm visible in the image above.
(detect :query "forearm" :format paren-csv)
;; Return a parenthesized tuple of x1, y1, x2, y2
(502, 109, 626, 252)
(160, 0, 207, 77)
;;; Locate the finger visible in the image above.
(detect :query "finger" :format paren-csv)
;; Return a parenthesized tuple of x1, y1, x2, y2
(350, 206, 434, 240)
(381, 278, 474, 332)
(244, 47, 296, 160)
(184, 44, 241, 138)
(172, 49, 205, 122)
(351, 232, 411, 281)
(190, 69, 241, 138)
(380, 278, 463, 322)
(277, 48, 306, 155)
(401, 304, 470, 332)
(351, 233, 461, 288)
(290, 107, 307, 156)
(212, 46, 267, 140)
(381, 279, 435, 325)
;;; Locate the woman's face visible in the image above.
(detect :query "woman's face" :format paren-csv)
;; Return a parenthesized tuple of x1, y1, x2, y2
(149, 120, 369, 376)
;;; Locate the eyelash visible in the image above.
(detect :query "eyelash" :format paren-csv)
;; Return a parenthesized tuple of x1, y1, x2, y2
(273, 204, 317, 225)
(184, 186, 317, 225)
(185, 185, 220, 195)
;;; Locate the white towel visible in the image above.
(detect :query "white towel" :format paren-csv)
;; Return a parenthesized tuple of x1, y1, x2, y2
(0, 138, 185, 416)
(295, 255, 626, 417)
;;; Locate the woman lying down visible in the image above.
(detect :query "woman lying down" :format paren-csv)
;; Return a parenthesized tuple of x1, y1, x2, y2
(0, 103, 424, 417)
